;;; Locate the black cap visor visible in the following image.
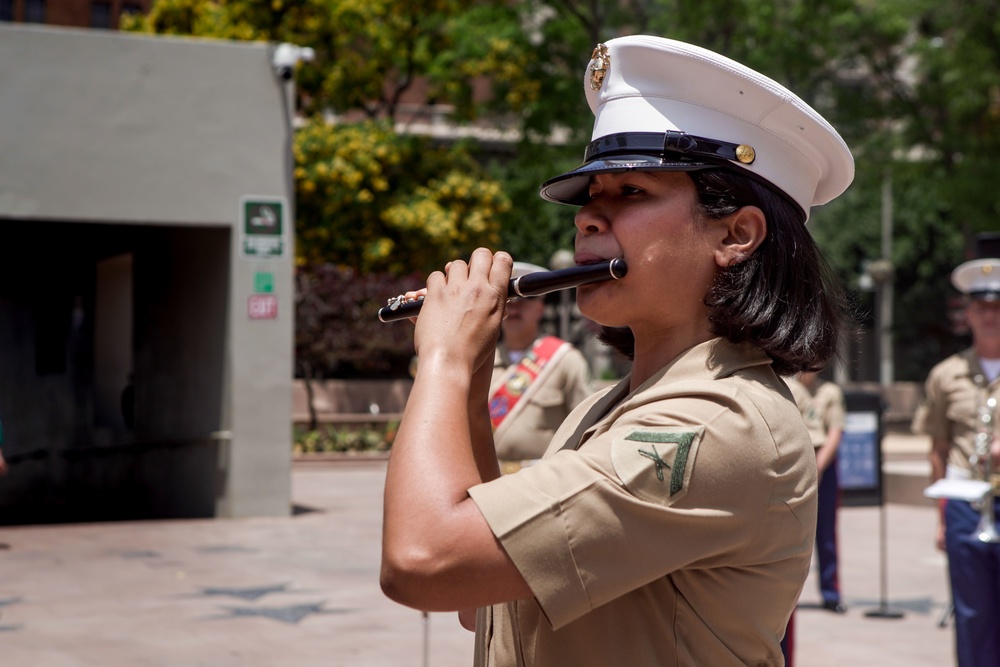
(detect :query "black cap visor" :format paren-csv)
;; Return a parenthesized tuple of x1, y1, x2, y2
(540, 154, 712, 205)
(540, 131, 751, 205)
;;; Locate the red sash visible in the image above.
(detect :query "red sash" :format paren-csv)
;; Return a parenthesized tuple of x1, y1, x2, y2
(489, 336, 566, 431)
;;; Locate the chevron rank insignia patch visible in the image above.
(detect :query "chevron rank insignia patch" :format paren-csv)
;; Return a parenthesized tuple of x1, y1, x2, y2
(611, 426, 705, 505)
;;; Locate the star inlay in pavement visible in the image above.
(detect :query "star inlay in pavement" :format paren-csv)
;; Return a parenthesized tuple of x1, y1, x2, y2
(199, 583, 291, 601)
(197, 545, 257, 554)
(0, 597, 22, 632)
(220, 601, 348, 624)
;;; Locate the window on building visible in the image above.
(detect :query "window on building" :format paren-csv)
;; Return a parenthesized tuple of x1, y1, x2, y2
(0, 0, 13, 22)
(91, 0, 111, 28)
(25, 0, 45, 23)
(122, 1, 143, 16)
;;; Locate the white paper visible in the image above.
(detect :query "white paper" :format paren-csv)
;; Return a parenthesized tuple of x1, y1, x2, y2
(924, 478, 992, 502)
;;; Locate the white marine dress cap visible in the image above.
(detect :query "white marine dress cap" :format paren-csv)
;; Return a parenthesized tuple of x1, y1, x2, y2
(540, 35, 855, 222)
(952, 258, 1000, 300)
(511, 261, 548, 279)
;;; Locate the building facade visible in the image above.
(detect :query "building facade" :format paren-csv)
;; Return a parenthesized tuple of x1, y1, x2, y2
(0, 24, 296, 523)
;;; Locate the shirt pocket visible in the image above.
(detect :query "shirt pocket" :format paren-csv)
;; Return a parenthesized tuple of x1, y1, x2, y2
(529, 387, 567, 431)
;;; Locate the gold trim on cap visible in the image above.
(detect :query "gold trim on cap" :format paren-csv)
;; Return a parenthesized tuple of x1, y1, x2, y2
(589, 43, 610, 91)
(735, 144, 756, 164)
(984, 265, 994, 275)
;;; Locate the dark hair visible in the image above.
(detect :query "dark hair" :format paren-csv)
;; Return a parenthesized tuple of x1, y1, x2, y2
(598, 168, 850, 376)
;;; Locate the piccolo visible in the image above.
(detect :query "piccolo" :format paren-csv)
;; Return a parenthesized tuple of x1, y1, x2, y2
(377, 258, 628, 323)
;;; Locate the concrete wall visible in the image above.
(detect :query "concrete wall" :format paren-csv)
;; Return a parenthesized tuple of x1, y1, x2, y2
(0, 25, 294, 520)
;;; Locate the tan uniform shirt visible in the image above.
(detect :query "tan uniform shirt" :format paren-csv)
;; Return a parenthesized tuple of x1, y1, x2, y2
(786, 378, 845, 448)
(469, 338, 818, 667)
(490, 338, 593, 462)
(912, 348, 1000, 475)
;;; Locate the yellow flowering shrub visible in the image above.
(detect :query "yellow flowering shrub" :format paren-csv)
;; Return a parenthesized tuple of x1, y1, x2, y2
(295, 118, 509, 276)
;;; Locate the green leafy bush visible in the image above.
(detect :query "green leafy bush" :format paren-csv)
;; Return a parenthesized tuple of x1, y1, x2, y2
(292, 421, 399, 455)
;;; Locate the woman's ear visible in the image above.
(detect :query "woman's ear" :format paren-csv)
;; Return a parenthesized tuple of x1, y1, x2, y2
(714, 206, 767, 267)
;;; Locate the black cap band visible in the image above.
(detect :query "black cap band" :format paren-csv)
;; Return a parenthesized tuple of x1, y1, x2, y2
(969, 289, 1000, 302)
(584, 131, 753, 166)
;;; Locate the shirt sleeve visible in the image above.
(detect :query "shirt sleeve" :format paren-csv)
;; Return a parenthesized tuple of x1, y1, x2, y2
(914, 363, 950, 441)
(823, 383, 846, 432)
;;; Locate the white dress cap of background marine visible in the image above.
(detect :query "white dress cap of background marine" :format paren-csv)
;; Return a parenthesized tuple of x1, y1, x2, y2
(952, 258, 1000, 302)
(511, 261, 548, 280)
(540, 35, 856, 222)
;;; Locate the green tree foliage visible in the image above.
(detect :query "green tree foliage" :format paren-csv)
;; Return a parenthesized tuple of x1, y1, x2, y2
(508, 0, 1000, 381)
(903, 0, 1000, 235)
(126, 0, 513, 274)
(630, 0, 1000, 380)
(806, 0, 1000, 378)
(126, 0, 517, 378)
(130, 0, 1000, 380)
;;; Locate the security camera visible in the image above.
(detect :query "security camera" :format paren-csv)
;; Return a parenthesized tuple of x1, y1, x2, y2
(272, 43, 316, 81)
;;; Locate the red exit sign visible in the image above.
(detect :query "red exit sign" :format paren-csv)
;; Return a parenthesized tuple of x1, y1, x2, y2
(248, 294, 278, 320)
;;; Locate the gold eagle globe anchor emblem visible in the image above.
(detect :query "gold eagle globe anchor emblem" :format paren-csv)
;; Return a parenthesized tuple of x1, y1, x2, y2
(589, 43, 610, 90)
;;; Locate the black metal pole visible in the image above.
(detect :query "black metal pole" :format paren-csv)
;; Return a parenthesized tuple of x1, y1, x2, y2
(865, 400, 904, 619)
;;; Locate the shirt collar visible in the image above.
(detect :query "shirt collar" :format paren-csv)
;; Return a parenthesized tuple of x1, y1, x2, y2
(626, 337, 773, 396)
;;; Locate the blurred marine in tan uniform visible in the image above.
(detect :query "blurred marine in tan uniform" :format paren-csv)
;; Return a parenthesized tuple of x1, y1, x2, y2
(912, 258, 1000, 667)
(489, 262, 593, 470)
(787, 371, 847, 613)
